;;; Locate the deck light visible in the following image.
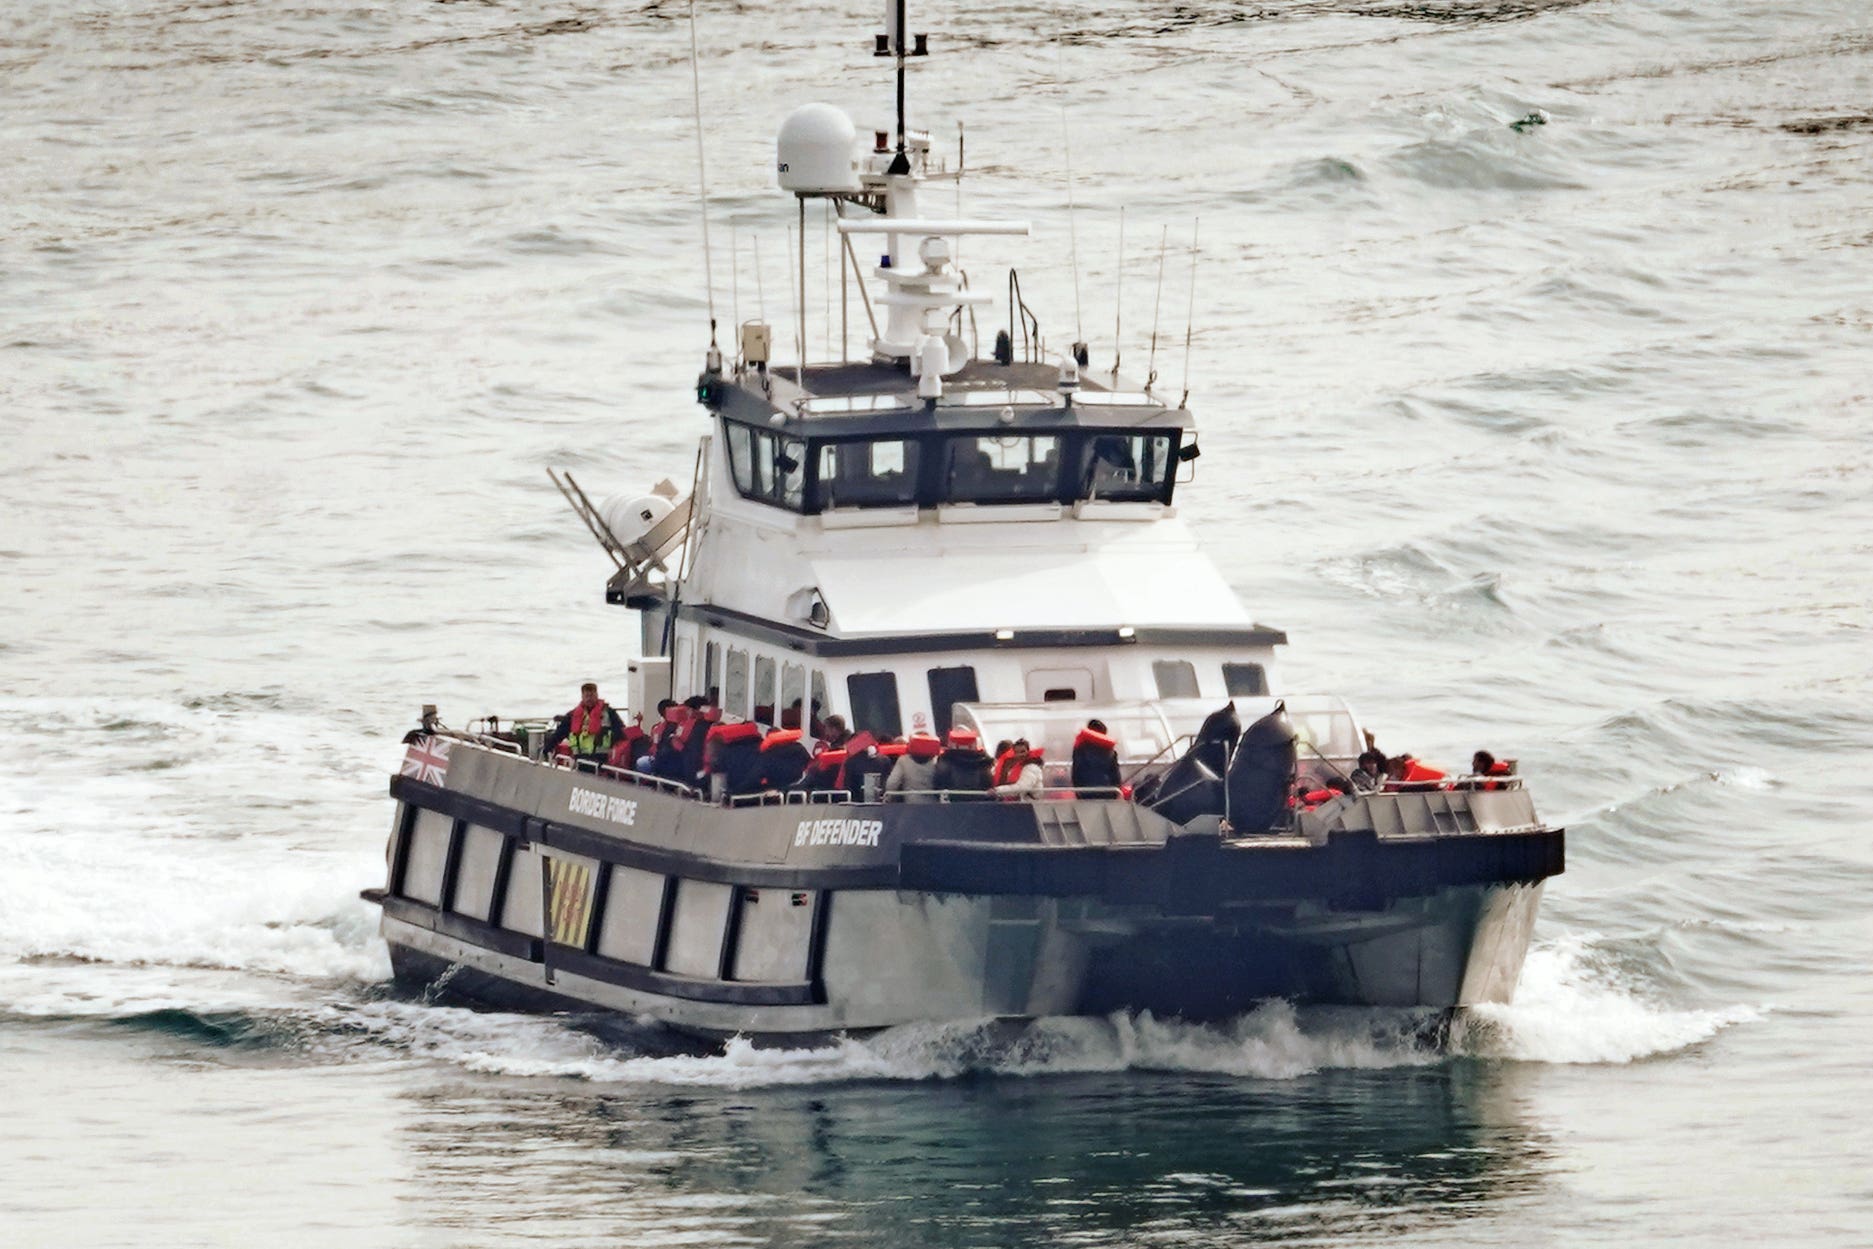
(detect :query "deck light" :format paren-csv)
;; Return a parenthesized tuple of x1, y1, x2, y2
(1117, 626, 1135, 639)
(994, 628, 1014, 641)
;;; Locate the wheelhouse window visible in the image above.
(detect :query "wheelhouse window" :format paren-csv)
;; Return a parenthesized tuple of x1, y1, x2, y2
(846, 672, 903, 739)
(926, 666, 979, 738)
(813, 439, 920, 510)
(725, 422, 807, 511)
(1152, 660, 1200, 699)
(1080, 433, 1175, 503)
(1223, 662, 1267, 696)
(945, 434, 1060, 504)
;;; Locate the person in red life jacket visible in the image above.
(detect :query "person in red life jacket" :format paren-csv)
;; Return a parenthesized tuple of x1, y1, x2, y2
(1383, 753, 1447, 790)
(991, 738, 1045, 799)
(798, 747, 848, 793)
(1070, 719, 1122, 792)
(1299, 775, 1355, 811)
(933, 727, 994, 800)
(545, 682, 626, 768)
(650, 705, 694, 781)
(756, 727, 814, 792)
(1470, 749, 1514, 790)
(605, 721, 650, 773)
(839, 732, 888, 799)
(884, 733, 942, 803)
(679, 705, 720, 782)
(708, 720, 765, 797)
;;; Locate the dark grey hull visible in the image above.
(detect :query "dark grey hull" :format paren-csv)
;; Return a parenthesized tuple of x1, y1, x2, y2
(372, 743, 1560, 1038)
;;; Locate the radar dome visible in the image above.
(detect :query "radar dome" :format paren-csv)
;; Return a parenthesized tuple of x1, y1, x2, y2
(777, 103, 859, 193)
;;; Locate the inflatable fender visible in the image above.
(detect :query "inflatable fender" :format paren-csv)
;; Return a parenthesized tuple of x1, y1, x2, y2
(1226, 702, 1297, 832)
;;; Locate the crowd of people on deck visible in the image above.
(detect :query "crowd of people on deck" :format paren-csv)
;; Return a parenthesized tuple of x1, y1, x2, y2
(541, 682, 1511, 811)
(542, 682, 1126, 804)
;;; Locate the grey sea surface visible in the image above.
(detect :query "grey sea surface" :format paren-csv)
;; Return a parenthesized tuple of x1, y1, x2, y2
(4, 0, 1872, 1245)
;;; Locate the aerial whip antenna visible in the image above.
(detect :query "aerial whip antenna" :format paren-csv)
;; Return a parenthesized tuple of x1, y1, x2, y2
(876, 0, 928, 175)
(687, 0, 720, 368)
(1056, 37, 1084, 354)
(1145, 224, 1168, 393)
(1111, 205, 1125, 376)
(1180, 217, 1200, 409)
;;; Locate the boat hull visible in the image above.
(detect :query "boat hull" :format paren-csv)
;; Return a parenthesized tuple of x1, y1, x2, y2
(371, 745, 1558, 1037)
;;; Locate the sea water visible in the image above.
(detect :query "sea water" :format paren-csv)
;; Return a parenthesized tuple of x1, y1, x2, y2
(3, 1, 1871, 1245)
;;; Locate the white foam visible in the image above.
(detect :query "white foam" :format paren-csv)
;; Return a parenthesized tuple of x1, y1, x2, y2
(1459, 935, 1760, 1064)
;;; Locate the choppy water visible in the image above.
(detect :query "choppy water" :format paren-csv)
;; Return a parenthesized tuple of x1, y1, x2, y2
(4, 1, 1871, 1245)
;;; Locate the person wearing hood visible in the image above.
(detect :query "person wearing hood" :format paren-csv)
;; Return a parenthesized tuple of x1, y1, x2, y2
(1070, 719, 1122, 792)
(932, 727, 994, 799)
(757, 728, 813, 792)
(884, 733, 942, 803)
(842, 734, 893, 800)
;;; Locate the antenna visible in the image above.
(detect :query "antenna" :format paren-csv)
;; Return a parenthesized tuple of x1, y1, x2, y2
(1056, 38, 1084, 351)
(1180, 217, 1200, 409)
(786, 220, 801, 383)
(731, 226, 740, 357)
(687, 0, 719, 361)
(875, 0, 928, 175)
(754, 235, 766, 322)
(1111, 205, 1125, 376)
(1146, 224, 1168, 392)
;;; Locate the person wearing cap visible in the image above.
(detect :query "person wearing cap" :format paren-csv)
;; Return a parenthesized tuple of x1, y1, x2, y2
(885, 733, 942, 802)
(933, 727, 994, 798)
(544, 682, 626, 768)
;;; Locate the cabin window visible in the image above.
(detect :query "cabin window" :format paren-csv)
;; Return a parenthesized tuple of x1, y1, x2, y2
(725, 648, 749, 717)
(846, 672, 903, 739)
(813, 438, 920, 509)
(1223, 662, 1268, 696)
(725, 424, 808, 512)
(944, 434, 1061, 504)
(703, 641, 721, 704)
(725, 423, 755, 496)
(1079, 433, 1175, 503)
(926, 666, 979, 738)
(754, 655, 777, 721)
(780, 662, 806, 729)
(810, 670, 830, 730)
(1153, 659, 1200, 699)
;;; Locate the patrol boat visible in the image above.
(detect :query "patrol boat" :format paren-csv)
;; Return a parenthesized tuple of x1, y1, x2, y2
(364, 6, 1563, 1041)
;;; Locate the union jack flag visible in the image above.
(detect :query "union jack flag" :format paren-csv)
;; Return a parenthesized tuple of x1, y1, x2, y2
(401, 735, 451, 785)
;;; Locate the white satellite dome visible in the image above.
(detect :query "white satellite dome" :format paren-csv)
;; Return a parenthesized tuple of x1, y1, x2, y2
(777, 103, 859, 193)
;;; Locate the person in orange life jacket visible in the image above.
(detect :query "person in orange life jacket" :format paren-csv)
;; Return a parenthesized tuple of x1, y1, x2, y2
(1070, 719, 1122, 791)
(708, 720, 765, 797)
(884, 733, 942, 802)
(933, 727, 995, 798)
(1299, 775, 1354, 811)
(992, 739, 1045, 799)
(757, 728, 813, 791)
(1470, 749, 1513, 790)
(545, 682, 626, 766)
(1383, 753, 1446, 789)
